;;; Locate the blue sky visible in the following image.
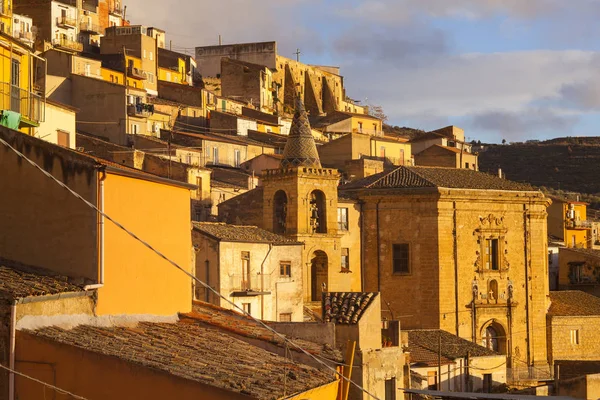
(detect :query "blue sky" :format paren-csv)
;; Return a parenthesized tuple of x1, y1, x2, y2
(126, 0, 600, 143)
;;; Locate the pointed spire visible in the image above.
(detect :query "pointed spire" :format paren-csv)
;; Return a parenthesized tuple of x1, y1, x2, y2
(280, 96, 322, 169)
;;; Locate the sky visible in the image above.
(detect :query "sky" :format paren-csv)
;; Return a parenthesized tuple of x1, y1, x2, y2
(125, 0, 600, 143)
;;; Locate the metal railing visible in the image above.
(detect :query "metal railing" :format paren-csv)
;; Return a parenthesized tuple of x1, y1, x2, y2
(109, 6, 123, 16)
(80, 21, 102, 34)
(228, 274, 271, 293)
(56, 16, 77, 28)
(15, 31, 33, 41)
(127, 66, 147, 80)
(507, 366, 553, 382)
(52, 37, 83, 52)
(127, 103, 154, 117)
(0, 82, 44, 124)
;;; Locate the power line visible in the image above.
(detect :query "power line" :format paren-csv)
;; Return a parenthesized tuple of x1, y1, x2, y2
(0, 136, 381, 400)
(0, 363, 89, 400)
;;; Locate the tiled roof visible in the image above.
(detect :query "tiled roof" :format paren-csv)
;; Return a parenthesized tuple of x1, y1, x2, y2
(408, 131, 447, 143)
(209, 166, 252, 189)
(322, 292, 377, 324)
(340, 166, 536, 192)
(0, 260, 84, 300)
(560, 247, 600, 259)
(281, 98, 321, 168)
(549, 291, 600, 316)
(27, 317, 335, 400)
(408, 343, 455, 367)
(189, 302, 342, 362)
(193, 222, 300, 245)
(407, 330, 497, 359)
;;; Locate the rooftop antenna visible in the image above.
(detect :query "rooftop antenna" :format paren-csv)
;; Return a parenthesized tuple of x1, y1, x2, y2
(218, 34, 222, 46)
(294, 48, 301, 62)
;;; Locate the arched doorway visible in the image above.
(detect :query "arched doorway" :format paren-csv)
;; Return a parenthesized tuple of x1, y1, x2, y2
(482, 321, 507, 354)
(273, 190, 288, 234)
(311, 251, 328, 301)
(309, 190, 327, 234)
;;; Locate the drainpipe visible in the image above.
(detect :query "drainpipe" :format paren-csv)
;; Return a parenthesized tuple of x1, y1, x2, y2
(376, 200, 381, 292)
(85, 168, 106, 291)
(8, 303, 16, 400)
(260, 244, 273, 320)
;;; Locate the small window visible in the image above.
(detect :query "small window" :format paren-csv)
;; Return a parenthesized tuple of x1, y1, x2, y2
(392, 244, 410, 275)
(485, 239, 499, 270)
(213, 147, 219, 164)
(570, 329, 580, 345)
(196, 176, 202, 198)
(149, 51, 153, 61)
(280, 261, 291, 277)
(341, 248, 349, 271)
(242, 303, 251, 314)
(279, 313, 292, 322)
(385, 378, 396, 400)
(337, 208, 349, 231)
(234, 149, 241, 167)
(465, 162, 470, 169)
(143, 49, 147, 58)
(56, 130, 70, 147)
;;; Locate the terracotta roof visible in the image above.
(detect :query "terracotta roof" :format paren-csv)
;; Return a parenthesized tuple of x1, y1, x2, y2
(407, 330, 497, 359)
(189, 302, 342, 362)
(408, 131, 447, 143)
(247, 130, 288, 147)
(408, 343, 455, 367)
(340, 166, 536, 192)
(560, 247, 600, 259)
(0, 259, 85, 300)
(311, 111, 379, 129)
(322, 292, 377, 324)
(549, 291, 600, 316)
(27, 317, 335, 399)
(193, 222, 300, 245)
(209, 166, 252, 189)
(281, 97, 321, 168)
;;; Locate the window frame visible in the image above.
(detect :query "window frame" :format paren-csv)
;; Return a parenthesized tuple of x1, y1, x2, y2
(392, 244, 410, 275)
(279, 261, 291, 278)
(341, 248, 350, 271)
(337, 207, 349, 231)
(570, 329, 580, 345)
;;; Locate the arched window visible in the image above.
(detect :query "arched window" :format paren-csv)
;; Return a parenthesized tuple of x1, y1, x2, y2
(488, 280, 498, 302)
(482, 322, 507, 354)
(309, 190, 327, 234)
(273, 190, 287, 234)
(484, 326, 499, 352)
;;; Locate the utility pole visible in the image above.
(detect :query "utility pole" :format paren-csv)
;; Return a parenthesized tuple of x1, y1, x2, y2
(294, 48, 301, 62)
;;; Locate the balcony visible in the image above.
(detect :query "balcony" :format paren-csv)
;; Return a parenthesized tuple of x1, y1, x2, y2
(229, 274, 271, 297)
(127, 103, 154, 118)
(80, 21, 102, 34)
(109, 6, 123, 16)
(52, 37, 83, 52)
(0, 82, 44, 126)
(14, 31, 34, 42)
(0, 3, 11, 17)
(56, 16, 77, 29)
(127, 66, 147, 80)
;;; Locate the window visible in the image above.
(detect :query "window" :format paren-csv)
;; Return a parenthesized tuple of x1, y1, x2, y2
(380, 146, 386, 158)
(337, 208, 349, 231)
(242, 303, 251, 314)
(84, 63, 91, 76)
(143, 49, 147, 58)
(483, 374, 492, 393)
(11, 59, 20, 86)
(427, 371, 438, 390)
(131, 123, 139, 135)
(196, 176, 202, 199)
(166, 71, 171, 81)
(358, 121, 363, 133)
(147, 72, 155, 84)
(110, 74, 114, 82)
(234, 149, 241, 167)
(392, 244, 410, 274)
(213, 147, 219, 164)
(279, 313, 292, 322)
(56, 130, 69, 147)
(570, 329, 580, 345)
(341, 248, 349, 271)
(280, 261, 291, 278)
(465, 162, 470, 169)
(149, 51, 153, 61)
(485, 239, 499, 270)
(385, 378, 396, 400)
(241, 251, 250, 290)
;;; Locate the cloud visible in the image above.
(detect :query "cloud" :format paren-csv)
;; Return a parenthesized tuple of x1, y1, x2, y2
(559, 79, 600, 111)
(467, 108, 579, 140)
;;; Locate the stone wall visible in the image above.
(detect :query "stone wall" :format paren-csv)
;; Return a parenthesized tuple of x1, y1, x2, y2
(548, 316, 600, 364)
(0, 299, 10, 400)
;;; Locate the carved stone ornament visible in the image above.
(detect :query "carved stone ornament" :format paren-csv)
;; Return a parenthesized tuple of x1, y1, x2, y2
(479, 214, 504, 227)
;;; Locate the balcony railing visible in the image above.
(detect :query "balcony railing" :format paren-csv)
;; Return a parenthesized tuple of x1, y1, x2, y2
(127, 103, 154, 118)
(229, 274, 271, 296)
(507, 366, 553, 383)
(80, 21, 102, 34)
(127, 66, 147, 80)
(109, 6, 123, 16)
(0, 3, 11, 17)
(0, 82, 44, 125)
(56, 16, 77, 28)
(52, 37, 83, 52)
(14, 31, 34, 42)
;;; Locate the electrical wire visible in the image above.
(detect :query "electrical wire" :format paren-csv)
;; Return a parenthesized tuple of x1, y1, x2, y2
(0, 136, 382, 400)
(0, 363, 89, 400)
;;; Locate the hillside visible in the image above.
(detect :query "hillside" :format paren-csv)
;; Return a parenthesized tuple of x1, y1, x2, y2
(478, 137, 600, 196)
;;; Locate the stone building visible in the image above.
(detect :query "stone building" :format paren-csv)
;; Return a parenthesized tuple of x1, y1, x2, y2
(340, 166, 551, 378)
(192, 222, 304, 322)
(556, 248, 600, 297)
(219, 97, 362, 301)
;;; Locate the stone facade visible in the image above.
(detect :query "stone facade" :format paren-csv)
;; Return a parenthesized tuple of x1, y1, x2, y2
(350, 182, 550, 371)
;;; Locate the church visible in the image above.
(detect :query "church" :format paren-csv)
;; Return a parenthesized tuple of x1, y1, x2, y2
(219, 97, 552, 376)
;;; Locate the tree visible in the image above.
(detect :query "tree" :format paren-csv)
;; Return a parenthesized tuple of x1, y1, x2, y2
(502, 139, 507, 145)
(368, 104, 388, 123)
